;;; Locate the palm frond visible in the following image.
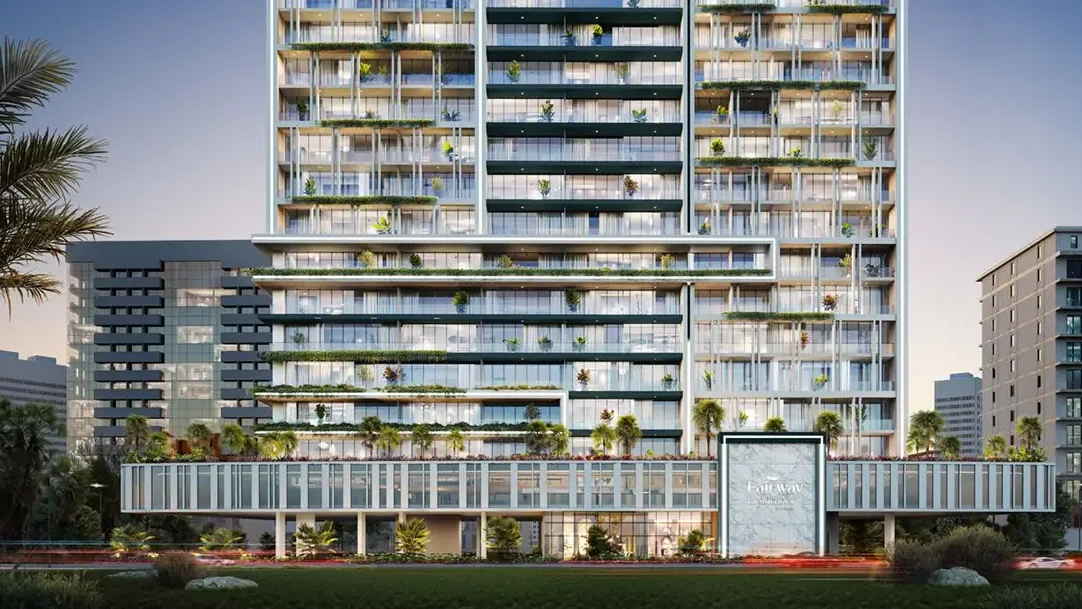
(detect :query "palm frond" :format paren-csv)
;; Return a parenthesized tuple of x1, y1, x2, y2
(0, 198, 110, 268)
(0, 270, 60, 313)
(0, 38, 75, 135)
(0, 127, 107, 204)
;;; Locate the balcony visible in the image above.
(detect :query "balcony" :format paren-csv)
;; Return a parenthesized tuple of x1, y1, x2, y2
(267, 340, 682, 361)
(488, 31, 682, 61)
(281, 0, 477, 8)
(487, 107, 682, 137)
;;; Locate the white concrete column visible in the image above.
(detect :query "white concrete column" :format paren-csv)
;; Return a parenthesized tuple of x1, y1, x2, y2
(356, 512, 366, 556)
(883, 514, 896, 549)
(398, 511, 406, 523)
(275, 512, 286, 559)
(478, 512, 487, 559)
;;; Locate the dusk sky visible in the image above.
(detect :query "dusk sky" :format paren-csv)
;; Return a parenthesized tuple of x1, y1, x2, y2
(1, 0, 1080, 414)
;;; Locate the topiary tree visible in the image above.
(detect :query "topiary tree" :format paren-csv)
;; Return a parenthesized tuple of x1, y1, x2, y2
(395, 518, 430, 554)
(764, 417, 786, 432)
(813, 411, 844, 453)
(692, 399, 724, 457)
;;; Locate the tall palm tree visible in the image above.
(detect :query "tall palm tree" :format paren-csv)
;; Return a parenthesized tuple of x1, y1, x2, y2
(359, 415, 382, 458)
(278, 431, 298, 456)
(124, 414, 150, 452)
(939, 435, 962, 460)
(548, 423, 570, 457)
(185, 422, 213, 456)
(692, 399, 724, 457)
(0, 400, 62, 540)
(376, 426, 401, 458)
(906, 410, 945, 454)
(984, 434, 1008, 460)
(813, 411, 845, 453)
(1017, 416, 1042, 451)
(411, 424, 433, 458)
(221, 423, 248, 455)
(614, 414, 643, 456)
(446, 428, 465, 457)
(1, 38, 110, 311)
(591, 422, 616, 456)
(764, 417, 786, 432)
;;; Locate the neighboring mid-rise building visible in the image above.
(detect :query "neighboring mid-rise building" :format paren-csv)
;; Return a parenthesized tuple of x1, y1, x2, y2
(934, 372, 981, 457)
(0, 350, 67, 454)
(979, 226, 1082, 497)
(66, 241, 272, 449)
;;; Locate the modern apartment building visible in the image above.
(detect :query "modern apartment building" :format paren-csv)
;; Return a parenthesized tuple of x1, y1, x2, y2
(127, 0, 1045, 561)
(0, 350, 67, 455)
(933, 372, 981, 458)
(979, 227, 1082, 498)
(66, 241, 272, 449)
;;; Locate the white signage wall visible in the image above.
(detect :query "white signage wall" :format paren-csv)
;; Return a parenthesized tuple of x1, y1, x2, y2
(719, 434, 826, 557)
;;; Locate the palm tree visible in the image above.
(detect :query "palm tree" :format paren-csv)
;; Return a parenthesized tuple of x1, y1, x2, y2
(359, 415, 382, 458)
(376, 426, 401, 458)
(939, 435, 962, 460)
(185, 422, 213, 456)
(764, 417, 786, 432)
(548, 423, 570, 457)
(278, 431, 298, 456)
(614, 414, 643, 456)
(221, 423, 250, 456)
(984, 434, 1008, 460)
(108, 523, 153, 558)
(395, 518, 430, 554)
(591, 422, 616, 455)
(146, 431, 172, 459)
(813, 411, 845, 453)
(1, 38, 110, 311)
(294, 522, 338, 558)
(692, 399, 724, 457)
(906, 410, 945, 454)
(124, 414, 150, 452)
(1017, 416, 1042, 451)
(0, 400, 62, 540)
(411, 424, 433, 458)
(446, 427, 465, 457)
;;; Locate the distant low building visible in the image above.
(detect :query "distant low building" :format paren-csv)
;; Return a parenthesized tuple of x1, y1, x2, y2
(934, 373, 982, 457)
(0, 350, 67, 455)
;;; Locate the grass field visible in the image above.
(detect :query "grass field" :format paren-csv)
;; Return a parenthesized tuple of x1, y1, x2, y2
(90, 567, 1082, 609)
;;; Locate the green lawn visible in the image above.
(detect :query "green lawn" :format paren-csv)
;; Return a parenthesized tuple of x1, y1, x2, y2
(90, 567, 1079, 609)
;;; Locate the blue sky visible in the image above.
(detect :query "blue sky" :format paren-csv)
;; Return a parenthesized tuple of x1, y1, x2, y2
(2, 0, 1080, 413)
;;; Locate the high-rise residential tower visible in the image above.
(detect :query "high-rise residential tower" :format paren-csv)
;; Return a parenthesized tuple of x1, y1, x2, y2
(979, 227, 1082, 498)
(934, 372, 982, 458)
(260, 0, 904, 458)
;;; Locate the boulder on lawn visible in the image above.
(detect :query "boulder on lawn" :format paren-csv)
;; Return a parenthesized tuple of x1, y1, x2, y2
(105, 570, 155, 579)
(928, 567, 989, 586)
(185, 576, 259, 590)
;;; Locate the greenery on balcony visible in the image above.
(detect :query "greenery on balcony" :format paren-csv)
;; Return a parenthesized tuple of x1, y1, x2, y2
(807, 4, 889, 15)
(255, 421, 532, 433)
(248, 267, 772, 278)
(320, 118, 435, 128)
(261, 350, 448, 363)
(724, 311, 835, 322)
(288, 195, 438, 206)
(697, 157, 855, 168)
(697, 3, 776, 13)
(252, 384, 466, 395)
(699, 80, 865, 91)
(291, 42, 474, 52)
(474, 384, 562, 391)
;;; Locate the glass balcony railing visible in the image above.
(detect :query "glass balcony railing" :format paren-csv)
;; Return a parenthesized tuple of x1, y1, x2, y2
(487, 146, 678, 163)
(700, 380, 896, 393)
(284, 301, 680, 316)
(692, 188, 894, 204)
(489, 70, 681, 86)
(282, 0, 478, 8)
(490, 223, 682, 238)
(489, 32, 681, 47)
(269, 341, 682, 353)
(488, 108, 681, 124)
(489, 0, 682, 7)
(283, 30, 474, 46)
(698, 343, 896, 357)
(694, 0, 893, 8)
(281, 150, 477, 165)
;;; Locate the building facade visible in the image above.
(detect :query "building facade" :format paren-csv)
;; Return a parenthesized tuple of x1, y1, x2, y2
(0, 350, 67, 455)
(979, 227, 1082, 498)
(261, 0, 905, 458)
(934, 372, 981, 458)
(66, 241, 272, 449)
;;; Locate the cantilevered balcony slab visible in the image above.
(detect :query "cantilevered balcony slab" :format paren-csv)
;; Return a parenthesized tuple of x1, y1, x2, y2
(487, 6, 683, 26)
(486, 198, 682, 213)
(486, 159, 682, 174)
(487, 83, 683, 100)
(487, 45, 682, 62)
(486, 121, 682, 138)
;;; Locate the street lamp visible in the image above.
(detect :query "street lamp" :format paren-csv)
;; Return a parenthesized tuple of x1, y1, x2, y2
(90, 483, 105, 541)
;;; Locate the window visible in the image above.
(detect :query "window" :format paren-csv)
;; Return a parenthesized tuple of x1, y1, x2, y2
(1037, 349, 1042, 363)
(1072, 235, 1079, 249)
(1011, 334, 1016, 347)
(1010, 310, 1015, 322)
(1069, 425, 1082, 446)
(1038, 376, 1042, 389)
(1038, 321, 1043, 335)
(1010, 434, 1015, 446)
(992, 344, 996, 355)
(992, 368, 996, 379)
(1010, 359, 1016, 372)
(1010, 410, 1015, 422)
(1037, 402, 1042, 415)
(992, 391, 996, 404)
(1068, 370, 1082, 389)
(1011, 262, 1017, 275)
(1037, 269, 1042, 283)
(992, 319, 997, 331)
(992, 415, 997, 426)
(1068, 342, 1082, 363)
(1068, 397, 1082, 418)
(1038, 295, 1043, 308)
(1038, 245, 1043, 258)
(1068, 452, 1082, 474)
(1010, 385, 1015, 398)
(1068, 288, 1082, 307)
(992, 295, 996, 307)
(1010, 285, 1016, 297)
(1069, 315, 1082, 335)
(1069, 259, 1082, 279)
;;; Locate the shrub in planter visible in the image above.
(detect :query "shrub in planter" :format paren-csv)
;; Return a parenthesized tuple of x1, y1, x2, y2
(710, 138, 725, 156)
(409, 253, 423, 269)
(0, 573, 102, 609)
(934, 526, 1016, 584)
(153, 552, 203, 589)
(540, 100, 555, 123)
(506, 60, 521, 83)
(452, 291, 470, 313)
(888, 539, 940, 584)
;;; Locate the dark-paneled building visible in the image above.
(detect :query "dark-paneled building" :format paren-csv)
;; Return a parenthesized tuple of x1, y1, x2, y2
(67, 241, 272, 448)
